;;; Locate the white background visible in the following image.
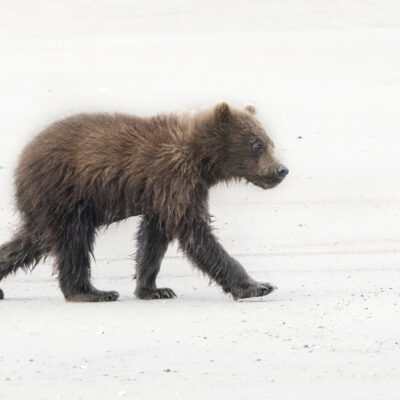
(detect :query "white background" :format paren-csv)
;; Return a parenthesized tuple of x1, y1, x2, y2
(0, 1, 399, 399)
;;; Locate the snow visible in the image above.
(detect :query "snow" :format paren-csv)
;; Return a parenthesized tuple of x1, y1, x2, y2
(0, 1, 400, 399)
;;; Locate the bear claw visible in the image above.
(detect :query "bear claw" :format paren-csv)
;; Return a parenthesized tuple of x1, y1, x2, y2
(66, 290, 120, 302)
(231, 281, 277, 300)
(136, 287, 177, 300)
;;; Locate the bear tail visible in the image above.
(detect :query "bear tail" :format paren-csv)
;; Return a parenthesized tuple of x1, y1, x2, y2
(0, 229, 45, 299)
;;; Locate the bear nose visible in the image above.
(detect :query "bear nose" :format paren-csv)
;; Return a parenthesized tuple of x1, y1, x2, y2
(275, 164, 289, 178)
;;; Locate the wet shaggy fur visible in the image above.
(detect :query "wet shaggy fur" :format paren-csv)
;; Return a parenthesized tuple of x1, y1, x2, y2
(0, 103, 288, 302)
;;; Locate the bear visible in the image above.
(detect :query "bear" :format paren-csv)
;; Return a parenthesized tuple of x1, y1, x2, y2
(0, 103, 288, 302)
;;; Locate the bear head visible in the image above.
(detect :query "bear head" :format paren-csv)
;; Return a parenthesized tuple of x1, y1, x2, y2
(213, 102, 288, 190)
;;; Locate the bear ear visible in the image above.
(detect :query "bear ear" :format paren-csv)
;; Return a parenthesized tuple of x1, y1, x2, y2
(214, 102, 231, 123)
(244, 103, 256, 115)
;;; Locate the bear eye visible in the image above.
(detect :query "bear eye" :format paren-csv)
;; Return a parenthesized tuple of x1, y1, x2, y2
(252, 140, 265, 154)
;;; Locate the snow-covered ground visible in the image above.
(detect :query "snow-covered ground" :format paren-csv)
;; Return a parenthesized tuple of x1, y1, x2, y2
(1, 1, 400, 399)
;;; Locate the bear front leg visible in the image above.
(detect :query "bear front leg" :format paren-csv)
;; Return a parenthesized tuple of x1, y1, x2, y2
(179, 221, 277, 300)
(134, 215, 175, 299)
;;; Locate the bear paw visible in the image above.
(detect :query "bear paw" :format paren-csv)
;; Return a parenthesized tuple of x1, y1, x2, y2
(136, 287, 176, 300)
(66, 290, 120, 302)
(231, 281, 277, 300)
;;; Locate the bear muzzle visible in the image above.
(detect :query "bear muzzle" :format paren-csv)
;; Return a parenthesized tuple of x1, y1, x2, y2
(249, 163, 289, 190)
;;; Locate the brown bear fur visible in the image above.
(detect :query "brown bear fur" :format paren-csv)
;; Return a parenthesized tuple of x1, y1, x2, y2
(0, 103, 288, 301)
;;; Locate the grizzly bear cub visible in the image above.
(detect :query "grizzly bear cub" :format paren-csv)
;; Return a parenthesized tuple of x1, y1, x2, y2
(0, 103, 288, 302)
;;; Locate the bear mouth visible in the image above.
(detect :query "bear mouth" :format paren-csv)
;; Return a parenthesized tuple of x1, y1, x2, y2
(247, 175, 284, 190)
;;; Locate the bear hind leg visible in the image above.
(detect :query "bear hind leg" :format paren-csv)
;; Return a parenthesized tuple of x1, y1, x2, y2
(54, 207, 119, 302)
(0, 225, 47, 300)
(56, 238, 119, 302)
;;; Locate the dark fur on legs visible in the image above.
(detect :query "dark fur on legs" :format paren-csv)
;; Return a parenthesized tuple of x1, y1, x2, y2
(0, 227, 44, 300)
(134, 215, 175, 299)
(54, 202, 119, 302)
(179, 221, 277, 300)
(0, 209, 119, 302)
